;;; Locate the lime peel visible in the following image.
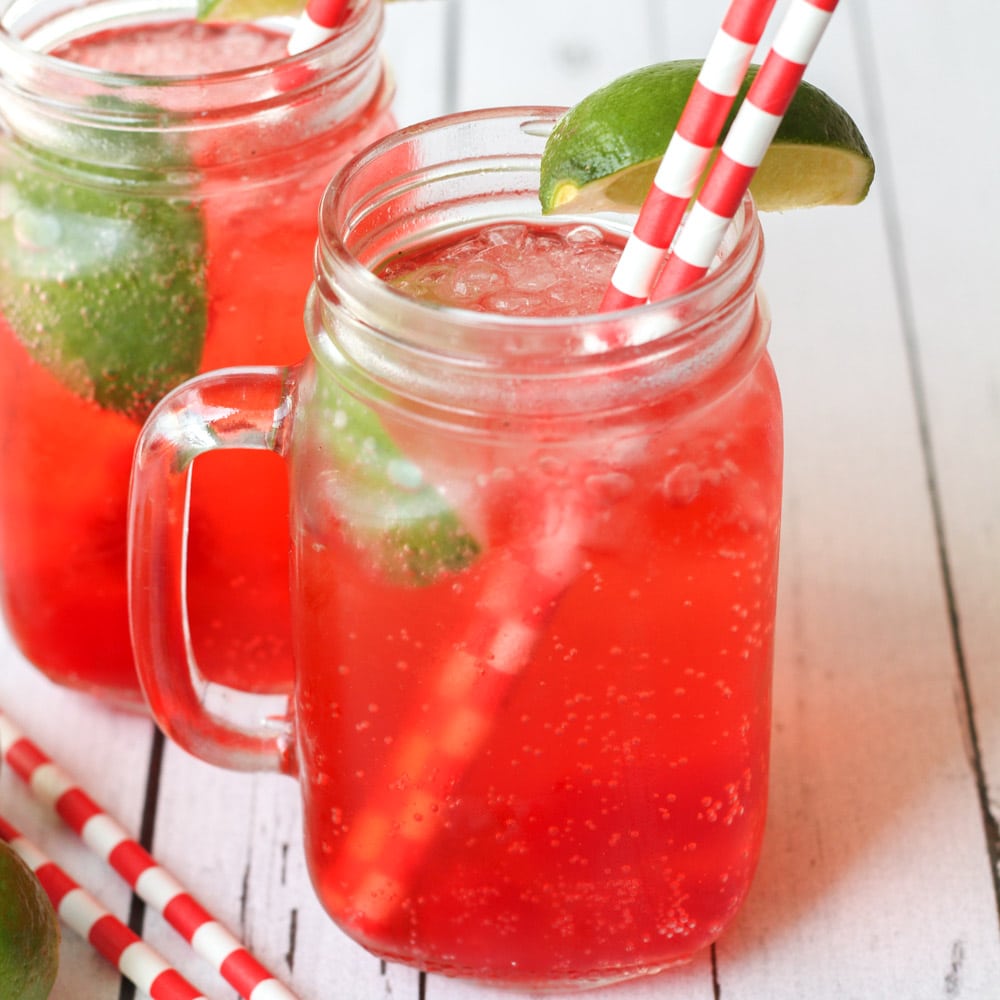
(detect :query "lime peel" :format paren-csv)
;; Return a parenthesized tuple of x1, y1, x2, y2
(540, 60, 875, 216)
(0, 841, 60, 1000)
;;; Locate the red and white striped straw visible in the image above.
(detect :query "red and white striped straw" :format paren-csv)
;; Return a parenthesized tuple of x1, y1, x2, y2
(0, 815, 210, 1000)
(322, 497, 586, 930)
(650, 0, 840, 299)
(287, 0, 350, 55)
(0, 711, 299, 1000)
(601, 0, 778, 311)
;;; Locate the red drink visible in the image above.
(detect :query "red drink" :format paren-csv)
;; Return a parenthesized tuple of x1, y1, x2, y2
(0, 1, 395, 704)
(292, 222, 782, 985)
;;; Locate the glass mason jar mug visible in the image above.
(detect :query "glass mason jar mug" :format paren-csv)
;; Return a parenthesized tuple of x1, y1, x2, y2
(128, 108, 783, 990)
(0, 0, 395, 706)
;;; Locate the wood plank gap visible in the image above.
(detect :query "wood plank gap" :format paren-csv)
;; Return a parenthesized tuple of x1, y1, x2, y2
(118, 724, 166, 1000)
(851, 0, 1000, 927)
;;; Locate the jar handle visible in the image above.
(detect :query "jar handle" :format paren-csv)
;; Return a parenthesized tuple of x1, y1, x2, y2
(128, 366, 298, 774)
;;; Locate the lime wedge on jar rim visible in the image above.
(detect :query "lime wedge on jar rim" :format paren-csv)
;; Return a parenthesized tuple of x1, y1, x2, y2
(540, 60, 875, 215)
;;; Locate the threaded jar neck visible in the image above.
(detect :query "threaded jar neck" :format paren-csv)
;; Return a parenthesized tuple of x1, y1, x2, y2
(309, 107, 770, 431)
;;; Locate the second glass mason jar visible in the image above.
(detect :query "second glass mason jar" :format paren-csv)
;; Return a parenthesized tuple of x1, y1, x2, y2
(0, 0, 396, 705)
(128, 108, 784, 989)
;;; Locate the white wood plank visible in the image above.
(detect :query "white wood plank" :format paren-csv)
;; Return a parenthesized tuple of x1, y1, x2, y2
(861, 0, 1000, 877)
(449, 0, 660, 110)
(382, 0, 450, 126)
(715, 1, 1000, 995)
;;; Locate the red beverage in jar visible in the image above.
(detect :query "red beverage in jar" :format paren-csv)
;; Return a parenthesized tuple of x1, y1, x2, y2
(0, 1, 395, 705)
(293, 221, 782, 985)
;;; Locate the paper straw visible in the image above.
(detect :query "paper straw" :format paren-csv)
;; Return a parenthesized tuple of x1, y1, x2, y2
(651, 0, 840, 299)
(322, 496, 587, 929)
(287, 0, 350, 55)
(0, 815, 210, 1000)
(0, 711, 298, 1000)
(601, 0, 778, 311)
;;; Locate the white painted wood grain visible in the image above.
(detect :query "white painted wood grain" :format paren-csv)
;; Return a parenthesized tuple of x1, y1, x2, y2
(382, 0, 450, 126)
(447, 0, 659, 110)
(860, 0, 1000, 883)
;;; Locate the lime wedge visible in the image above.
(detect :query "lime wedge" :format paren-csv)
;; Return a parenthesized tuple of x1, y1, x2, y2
(196, 0, 304, 19)
(0, 134, 206, 422)
(310, 369, 480, 586)
(540, 60, 875, 215)
(0, 841, 60, 1000)
(196, 0, 406, 20)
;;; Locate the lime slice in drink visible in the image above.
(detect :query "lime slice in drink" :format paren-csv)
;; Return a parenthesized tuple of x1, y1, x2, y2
(540, 60, 875, 215)
(0, 147, 207, 422)
(310, 372, 480, 585)
(0, 841, 60, 1000)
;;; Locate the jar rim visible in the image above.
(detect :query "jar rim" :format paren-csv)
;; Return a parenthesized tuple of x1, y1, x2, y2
(315, 106, 765, 360)
(0, 0, 381, 87)
(308, 107, 769, 425)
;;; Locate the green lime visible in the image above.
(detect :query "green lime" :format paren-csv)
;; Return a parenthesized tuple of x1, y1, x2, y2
(196, 0, 407, 20)
(539, 60, 875, 215)
(309, 369, 480, 586)
(196, 0, 304, 19)
(0, 841, 60, 1000)
(0, 142, 207, 422)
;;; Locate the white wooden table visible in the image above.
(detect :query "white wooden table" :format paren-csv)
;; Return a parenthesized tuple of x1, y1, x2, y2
(2, 1, 999, 996)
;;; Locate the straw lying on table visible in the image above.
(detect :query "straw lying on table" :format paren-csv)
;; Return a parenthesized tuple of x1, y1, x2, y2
(316, 0, 843, 935)
(0, 815, 208, 1000)
(601, 0, 779, 310)
(0, 711, 298, 1000)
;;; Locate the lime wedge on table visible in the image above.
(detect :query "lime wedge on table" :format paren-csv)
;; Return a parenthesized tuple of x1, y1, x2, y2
(540, 60, 875, 215)
(196, 0, 406, 19)
(0, 840, 60, 1000)
(0, 143, 206, 422)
